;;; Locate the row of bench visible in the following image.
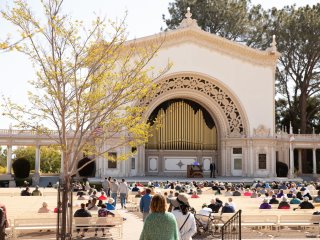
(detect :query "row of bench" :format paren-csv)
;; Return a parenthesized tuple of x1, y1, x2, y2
(5, 216, 123, 239)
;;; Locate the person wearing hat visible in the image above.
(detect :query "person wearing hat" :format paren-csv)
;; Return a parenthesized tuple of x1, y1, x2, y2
(278, 196, 290, 209)
(171, 194, 196, 240)
(32, 185, 42, 196)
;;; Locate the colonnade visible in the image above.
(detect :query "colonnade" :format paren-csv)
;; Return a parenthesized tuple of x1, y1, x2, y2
(289, 147, 318, 177)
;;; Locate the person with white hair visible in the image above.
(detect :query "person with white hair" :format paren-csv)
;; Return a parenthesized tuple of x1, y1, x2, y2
(106, 198, 115, 210)
(294, 197, 315, 210)
(278, 196, 290, 209)
(38, 202, 50, 213)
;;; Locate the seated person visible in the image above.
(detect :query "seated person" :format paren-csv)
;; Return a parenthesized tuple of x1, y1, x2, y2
(131, 184, 140, 192)
(98, 191, 107, 200)
(197, 207, 213, 227)
(215, 188, 222, 195)
(228, 198, 236, 211)
(106, 198, 116, 211)
(287, 190, 294, 198)
(21, 187, 31, 196)
(38, 202, 50, 213)
(290, 195, 301, 204)
(224, 188, 233, 196)
(259, 198, 271, 209)
(87, 198, 98, 211)
(243, 188, 252, 197)
(191, 191, 200, 198)
(95, 204, 115, 237)
(313, 190, 320, 203)
(278, 196, 290, 209)
(250, 189, 258, 198)
(77, 192, 86, 200)
(32, 186, 42, 196)
(74, 203, 92, 238)
(233, 188, 241, 196)
(295, 197, 315, 210)
(221, 203, 235, 213)
(269, 195, 279, 204)
(208, 198, 222, 213)
(196, 187, 202, 195)
(47, 182, 53, 188)
(277, 189, 284, 198)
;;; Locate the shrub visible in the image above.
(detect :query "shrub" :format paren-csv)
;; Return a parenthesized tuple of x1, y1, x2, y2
(77, 157, 96, 177)
(12, 158, 31, 178)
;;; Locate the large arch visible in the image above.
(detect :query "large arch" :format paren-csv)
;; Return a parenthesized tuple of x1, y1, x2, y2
(137, 72, 250, 176)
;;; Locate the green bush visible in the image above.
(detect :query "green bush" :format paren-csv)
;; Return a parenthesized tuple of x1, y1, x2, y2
(12, 158, 31, 178)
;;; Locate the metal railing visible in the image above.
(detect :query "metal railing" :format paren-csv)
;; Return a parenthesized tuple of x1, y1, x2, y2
(221, 210, 241, 240)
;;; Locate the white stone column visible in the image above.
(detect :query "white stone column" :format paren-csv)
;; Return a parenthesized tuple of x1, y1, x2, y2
(313, 148, 317, 175)
(289, 141, 294, 178)
(298, 149, 302, 174)
(249, 141, 254, 177)
(35, 145, 41, 174)
(6, 145, 12, 174)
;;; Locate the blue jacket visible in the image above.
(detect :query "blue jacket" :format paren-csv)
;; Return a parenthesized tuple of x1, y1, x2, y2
(140, 194, 152, 213)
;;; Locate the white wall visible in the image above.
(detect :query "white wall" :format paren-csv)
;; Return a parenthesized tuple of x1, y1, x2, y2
(148, 42, 275, 136)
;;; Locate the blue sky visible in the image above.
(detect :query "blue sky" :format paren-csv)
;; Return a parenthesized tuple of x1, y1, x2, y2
(0, 0, 319, 128)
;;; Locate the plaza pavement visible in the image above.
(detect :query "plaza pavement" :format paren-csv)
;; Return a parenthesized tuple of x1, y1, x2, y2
(0, 187, 319, 239)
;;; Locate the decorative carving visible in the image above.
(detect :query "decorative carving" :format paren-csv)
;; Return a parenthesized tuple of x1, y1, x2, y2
(142, 75, 245, 135)
(176, 160, 185, 169)
(254, 125, 270, 137)
(179, 7, 201, 30)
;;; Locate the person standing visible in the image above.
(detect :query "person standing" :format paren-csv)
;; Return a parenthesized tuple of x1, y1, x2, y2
(119, 178, 129, 209)
(102, 177, 112, 197)
(171, 194, 197, 240)
(110, 179, 119, 208)
(139, 194, 179, 240)
(210, 162, 216, 178)
(140, 188, 152, 221)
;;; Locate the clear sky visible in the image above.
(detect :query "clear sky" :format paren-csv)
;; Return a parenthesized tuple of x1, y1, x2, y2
(0, 0, 319, 129)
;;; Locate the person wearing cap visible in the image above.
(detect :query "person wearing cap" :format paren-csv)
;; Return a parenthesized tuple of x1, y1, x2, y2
(139, 194, 179, 240)
(32, 185, 42, 196)
(278, 196, 290, 209)
(171, 194, 196, 240)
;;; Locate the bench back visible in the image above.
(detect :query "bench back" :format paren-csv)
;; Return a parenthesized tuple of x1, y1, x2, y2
(279, 214, 320, 223)
(241, 214, 278, 224)
(14, 218, 57, 227)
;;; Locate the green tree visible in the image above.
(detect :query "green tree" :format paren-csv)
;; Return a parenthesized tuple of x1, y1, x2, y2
(269, 5, 320, 134)
(0, 146, 6, 167)
(163, 0, 256, 42)
(1, 0, 166, 238)
(13, 146, 61, 173)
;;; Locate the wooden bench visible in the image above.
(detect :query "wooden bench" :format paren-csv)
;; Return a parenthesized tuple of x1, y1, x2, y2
(241, 214, 278, 232)
(279, 214, 320, 229)
(73, 216, 123, 239)
(13, 217, 57, 238)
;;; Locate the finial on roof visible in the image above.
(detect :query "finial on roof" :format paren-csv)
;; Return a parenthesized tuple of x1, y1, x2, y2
(178, 7, 200, 30)
(267, 34, 277, 54)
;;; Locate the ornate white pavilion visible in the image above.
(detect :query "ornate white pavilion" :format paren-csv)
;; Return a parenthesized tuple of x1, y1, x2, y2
(1, 10, 320, 184)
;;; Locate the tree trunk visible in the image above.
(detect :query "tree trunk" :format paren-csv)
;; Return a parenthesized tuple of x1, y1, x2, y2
(58, 174, 72, 240)
(300, 91, 308, 134)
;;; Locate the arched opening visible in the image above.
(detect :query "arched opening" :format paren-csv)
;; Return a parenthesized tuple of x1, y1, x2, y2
(145, 98, 218, 176)
(146, 98, 217, 150)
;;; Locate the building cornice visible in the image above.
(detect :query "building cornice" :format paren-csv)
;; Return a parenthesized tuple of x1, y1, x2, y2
(126, 27, 280, 67)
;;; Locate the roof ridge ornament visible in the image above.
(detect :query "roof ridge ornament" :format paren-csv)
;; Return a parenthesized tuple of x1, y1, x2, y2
(178, 7, 201, 30)
(267, 35, 277, 54)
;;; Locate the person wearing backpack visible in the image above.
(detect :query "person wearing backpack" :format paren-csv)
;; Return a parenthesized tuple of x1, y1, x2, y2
(171, 194, 197, 240)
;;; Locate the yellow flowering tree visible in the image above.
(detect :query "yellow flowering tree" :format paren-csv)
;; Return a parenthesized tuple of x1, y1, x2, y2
(1, 0, 166, 238)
